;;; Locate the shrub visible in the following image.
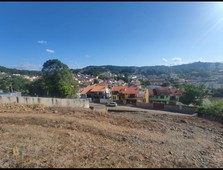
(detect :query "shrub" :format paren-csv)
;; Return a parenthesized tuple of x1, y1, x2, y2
(196, 100, 223, 118)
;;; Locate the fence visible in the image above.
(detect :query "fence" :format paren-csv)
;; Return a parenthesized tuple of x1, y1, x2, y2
(0, 96, 89, 108)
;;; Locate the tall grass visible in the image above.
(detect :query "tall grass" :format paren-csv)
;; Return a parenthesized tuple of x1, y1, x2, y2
(196, 100, 223, 118)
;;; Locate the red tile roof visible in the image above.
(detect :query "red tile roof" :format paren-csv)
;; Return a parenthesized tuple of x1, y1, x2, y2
(155, 87, 171, 95)
(81, 85, 107, 94)
(81, 85, 94, 94)
(121, 87, 139, 94)
(118, 79, 125, 83)
(112, 86, 128, 92)
(90, 86, 107, 92)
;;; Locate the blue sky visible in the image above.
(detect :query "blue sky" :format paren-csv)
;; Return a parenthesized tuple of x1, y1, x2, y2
(1, 2, 223, 70)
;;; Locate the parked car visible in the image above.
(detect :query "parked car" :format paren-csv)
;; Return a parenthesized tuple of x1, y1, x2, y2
(106, 102, 118, 107)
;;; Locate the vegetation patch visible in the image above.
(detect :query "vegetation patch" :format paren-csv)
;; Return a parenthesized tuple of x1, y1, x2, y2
(196, 100, 223, 120)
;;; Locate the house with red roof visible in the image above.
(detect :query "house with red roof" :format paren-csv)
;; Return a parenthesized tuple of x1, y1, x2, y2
(149, 86, 183, 105)
(120, 87, 140, 104)
(111, 85, 128, 101)
(111, 86, 140, 104)
(117, 79, 126, 85)
(80, 85, 111, 102)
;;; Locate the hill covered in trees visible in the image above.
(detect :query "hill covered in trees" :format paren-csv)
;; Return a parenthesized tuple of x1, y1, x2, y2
(0, 61, 222, 78)
(72, 61, 223, 78)
(0, 66, 41, 76)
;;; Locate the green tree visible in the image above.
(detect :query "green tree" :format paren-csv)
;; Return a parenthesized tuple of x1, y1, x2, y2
(196, 99, 223, 118)
(33, 59, 79, 98)
(28, 78, 45, 97)
(0, 76, 31, 95)
(180, 83, 205, 106)
(93, 79, 99, 84)
(139, 79, 151, 86)
(0, 77, 11, 92)
(98, 75, 107, 80)
(162, 81, 170, 87)
(212, 88, 223, 97)
(115, 76, 128, 83)
(168, 78, 181, 88)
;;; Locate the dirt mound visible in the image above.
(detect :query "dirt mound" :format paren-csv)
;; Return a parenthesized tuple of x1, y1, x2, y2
(0, 103, 222, 168)
(0, 103, 90, 114)
(0, 103, 47, 113)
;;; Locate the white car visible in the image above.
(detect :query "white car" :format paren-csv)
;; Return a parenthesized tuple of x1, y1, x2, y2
(106, 102, 118, 107)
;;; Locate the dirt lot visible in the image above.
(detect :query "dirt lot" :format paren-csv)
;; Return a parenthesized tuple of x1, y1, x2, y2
(0, 103, 222, 168)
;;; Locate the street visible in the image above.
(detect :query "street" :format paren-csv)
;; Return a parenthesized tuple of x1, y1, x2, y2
(89, 103, 197, 116)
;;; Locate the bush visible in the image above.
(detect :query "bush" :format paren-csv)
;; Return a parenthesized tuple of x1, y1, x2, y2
(196, 100, 223, 118)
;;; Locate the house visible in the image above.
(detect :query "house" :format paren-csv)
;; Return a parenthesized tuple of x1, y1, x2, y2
(117, 79, 126, 85)
(139, 88, 156, 103)
(111, 86, 128, 101)
(111, 86, 140, 105)
(137, 90, 147, 103)
(80, 85, 111, 103)
(149, 87, 183, 105)
(119, 87, 140, 105)
(130, 79, 141, 87)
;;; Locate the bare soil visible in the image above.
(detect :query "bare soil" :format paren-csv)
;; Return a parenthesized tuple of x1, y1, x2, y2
(0, 103, 222, 168)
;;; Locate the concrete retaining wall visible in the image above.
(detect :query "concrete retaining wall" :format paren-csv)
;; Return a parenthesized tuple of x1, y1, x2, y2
(136, 102, 153, 109)
(181, 105, 197, 114)
(136, 102, 196, 115)
(198, 113, 223, 124)
(0, 96, 89, 108)
(164, 104, 196, 114)
(0, 96, 17, 103)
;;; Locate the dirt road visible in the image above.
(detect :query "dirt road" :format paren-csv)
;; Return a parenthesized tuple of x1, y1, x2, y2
(0, 103, 222, 168)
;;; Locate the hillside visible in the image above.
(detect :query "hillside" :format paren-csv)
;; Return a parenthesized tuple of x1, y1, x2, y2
(0, 61, 223, 78)
(0, 66, 41, 76)
(71, 62, 223, 78)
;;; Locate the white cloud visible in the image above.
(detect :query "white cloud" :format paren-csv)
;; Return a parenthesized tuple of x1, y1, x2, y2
(162, 58, 168, 62)
(46, 49, 55, 53)
(171, 57, 183, 66)
(172, 57, 182, 62)
(198, 57, 223, 63)
(37, 40, 47, 44)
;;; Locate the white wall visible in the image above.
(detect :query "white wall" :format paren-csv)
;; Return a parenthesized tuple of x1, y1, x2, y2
(0, 96, 89, 108)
